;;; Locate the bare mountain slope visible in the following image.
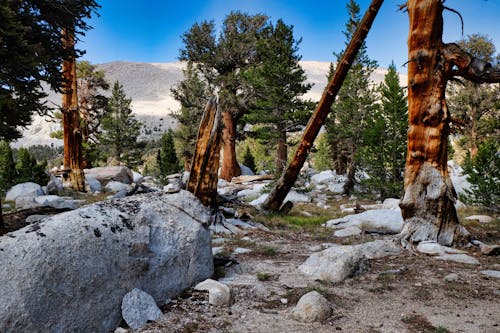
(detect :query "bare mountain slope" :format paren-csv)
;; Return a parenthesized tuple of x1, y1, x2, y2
(14, 61, 407, 147)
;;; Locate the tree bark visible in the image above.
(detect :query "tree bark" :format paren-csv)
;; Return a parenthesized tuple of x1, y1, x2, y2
(187, 98, 222, 207)
(62, 29, 85, 192)
(219, 111, 241, 181)
(399, 0, 500, 246)
(262, 0, 384, 211)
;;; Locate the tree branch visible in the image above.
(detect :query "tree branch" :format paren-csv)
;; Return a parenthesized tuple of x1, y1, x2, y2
(442, 43, 500, 84)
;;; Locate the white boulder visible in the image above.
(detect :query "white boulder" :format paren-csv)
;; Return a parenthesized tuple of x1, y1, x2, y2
(194, 279, 231, 307)
(85, 175, 102, 193)
(132, 171, 144, 183)
(325, 209, 403, 234)
(105, 181, 132, 193)
(5, 182, 44, 202)
(0, 190, 213, 333)
(291, 291, 331, 322)
(84, 166, 133, 185)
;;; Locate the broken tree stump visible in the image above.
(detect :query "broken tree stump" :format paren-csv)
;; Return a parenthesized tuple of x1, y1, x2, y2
(262, 0, 384, 212)
(187, 97, 223, 207)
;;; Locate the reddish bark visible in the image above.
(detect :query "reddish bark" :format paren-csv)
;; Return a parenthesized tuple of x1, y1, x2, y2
(219, 111, 241, 181)
(262, 0, 384, 211)
(275, 131, 287, 175)
(61, 29, 85, 192)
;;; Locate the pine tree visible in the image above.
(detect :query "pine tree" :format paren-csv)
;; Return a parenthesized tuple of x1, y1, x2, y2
(0, 0, 99, 141)
(325, 0, 378, 194)
(243, 19, 314, 175)
(180, 12, 268, 180)
(171, 62, 210, 170)
(242, 145, 256, 173)
(157, 129, 180, 183)
(0, 141, 16, 192)
(358, 62, 407, 198)
(99, 81, 142, 166)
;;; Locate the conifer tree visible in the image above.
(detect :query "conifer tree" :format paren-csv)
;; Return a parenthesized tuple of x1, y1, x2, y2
(243, 19, 314, 175)
(157, 129, 180, 183)
(358, 62, 407, 198)
(99, 81, 142, 166)
(242, 145, 256, 173)
(0, 141, 16, 192)
(171, 62, 210, 170)
(326, 0, 378, 194)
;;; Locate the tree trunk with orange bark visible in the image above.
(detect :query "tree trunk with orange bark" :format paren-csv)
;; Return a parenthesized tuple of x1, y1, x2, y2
(399, 0, 500, 246)
(219, 111, 241, 181)
(187, 98, 222, 207)
(61, 29, 85, 192)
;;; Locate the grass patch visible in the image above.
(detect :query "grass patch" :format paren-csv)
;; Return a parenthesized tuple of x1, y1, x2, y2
(256, 272, 271, 281)
(283, 215, 330, 227)
(401, 314, 450, 333)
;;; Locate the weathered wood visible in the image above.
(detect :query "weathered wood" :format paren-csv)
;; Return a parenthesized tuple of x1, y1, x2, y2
(219, 111, 241, 181)
(187, 97, 223, 207)
(231, 174, 274, 184)
(262, 0, 384, 211)
(399, 0, 500, 247)
(61, 29, 85, 192)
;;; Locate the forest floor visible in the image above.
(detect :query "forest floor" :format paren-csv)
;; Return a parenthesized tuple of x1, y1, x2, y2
(134, 202, 500, 333)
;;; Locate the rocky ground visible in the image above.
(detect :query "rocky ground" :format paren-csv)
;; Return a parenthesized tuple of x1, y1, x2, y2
(129, 200, 500, 333)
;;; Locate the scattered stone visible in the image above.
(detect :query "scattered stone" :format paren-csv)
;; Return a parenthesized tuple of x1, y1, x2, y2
(85, 166, 133, 185)
(299, 245, 367, 283)
(236, 183, 267, 199)
(249, 190, 311, 207)
(435, 254, 480, 265)
(480, 270, 500, 279)
(121, 288, 162, 330)
(464, 215, 494, 224)
(239, 163, 255, 176)
(85, 175, 102, 193)
(194, 279, 231, 307)
(114, 328, 127, 333)
(5, 182, 44, 202)
(325, 209, 403, 234)
(280, 298, 288, 305)
(355, 240, 402, 259)
(212, 247, 224, 256)
(416, 242, 466, 255)
(132, 171, 144, 183)
(291, 291, 331, 322)
(444, 273, 460, 282)
(471, 240, 500, 256)
(46, 175, 63, 194)
(233, 247, 252, 254)
(334, 226, 362, 237)
(105, 181, 132, 193)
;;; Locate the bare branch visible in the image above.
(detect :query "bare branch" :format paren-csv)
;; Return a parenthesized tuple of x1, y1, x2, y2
(443, 6, 464, 36)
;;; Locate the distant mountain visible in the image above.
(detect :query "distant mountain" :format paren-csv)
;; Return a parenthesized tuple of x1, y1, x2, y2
(13, 61, 407, 147)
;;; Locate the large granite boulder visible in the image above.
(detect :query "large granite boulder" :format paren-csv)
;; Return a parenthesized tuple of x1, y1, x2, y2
(0, 190, 213, 333)
(84, 166, 134, 185)
(5, 182, 44, 202)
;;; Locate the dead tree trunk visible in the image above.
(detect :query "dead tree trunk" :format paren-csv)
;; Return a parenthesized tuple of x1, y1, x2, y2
(219, 111, 241, 181)
(262, 0, 384, 211)
(187, 97, 223, 207)
(62, 29, 85, 192)
(399, 0, 500, 246)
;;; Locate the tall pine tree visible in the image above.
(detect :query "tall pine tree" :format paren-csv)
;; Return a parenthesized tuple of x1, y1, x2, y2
(358, 62, 407, 198)
(326, 0, 378, 194)
(243, 19, 314, 175)
(99, 81, 142, 167)
(157, 129, 180, 184)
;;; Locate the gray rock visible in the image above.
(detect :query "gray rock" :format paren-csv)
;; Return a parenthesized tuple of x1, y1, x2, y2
(114, 328, 128, 333)
(325, 209, 403, 234)
(105, 181, 132, 193)
(299, 245, 367, 283)
(25, 215, 48, 224)
(465, 215, 494, 224)
(107, 189, 128, 200)
(85, 175, 102, 193)
(291, 291, 331, 322)
(435, 254, 480, 265)
(471, 240, 500, 256)
(46, 175, 63, 194)
(480, 270, 500, 278)
(0, 190, 213, 333)
(355, 240, 402, 259)
(334, 226, 362, 237)
(416, 242, 466, 255)
(194, 279, 231, 307)
(121, 288, 162, 330)
(132, 171, 144, 183)
(444, 273, 460, 282)
(239, 163, 255, 176)
(85, 166, 133, 185)
(5, 182, 44, 202)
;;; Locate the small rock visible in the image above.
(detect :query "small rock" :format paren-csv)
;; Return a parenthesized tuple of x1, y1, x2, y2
(280, 298, 288, 305)
(435, 254, 479, 265)
(212, 247, 224, 256)
(121, 288, 162, 330)
(416, 242, 466, 255)
(464, 215, 494, 224)
(444, 273, 459, 282)
(480, 270, 500, 279)
(291, 291, 331, 322)
(105, 181, 131, 193)
(233, 247, 252, 254)
(194, 279, 231, 307)
(114, 328, 127, 333)
(471, 240, 500, 256)
(334, 226, 362, 237)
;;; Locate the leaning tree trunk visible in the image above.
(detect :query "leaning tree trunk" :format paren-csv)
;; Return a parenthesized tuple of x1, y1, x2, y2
(262, 0, 384, 211)
(399, 0, 500, 246)
(219, 111, 241, 181)
(187, 98, 222, 207)
(62, 29, 85, 192)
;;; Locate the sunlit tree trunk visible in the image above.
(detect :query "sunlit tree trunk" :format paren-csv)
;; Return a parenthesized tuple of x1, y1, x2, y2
(399, 0, 500, 246)
(62, 29, 85, 192)
(219, 111, 241, 181)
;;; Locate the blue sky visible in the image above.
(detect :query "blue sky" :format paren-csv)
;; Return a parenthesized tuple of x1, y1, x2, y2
(80, 0, 500, 72)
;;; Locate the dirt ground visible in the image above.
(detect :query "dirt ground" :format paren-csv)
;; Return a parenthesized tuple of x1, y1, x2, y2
(134, 209, 500, 333)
